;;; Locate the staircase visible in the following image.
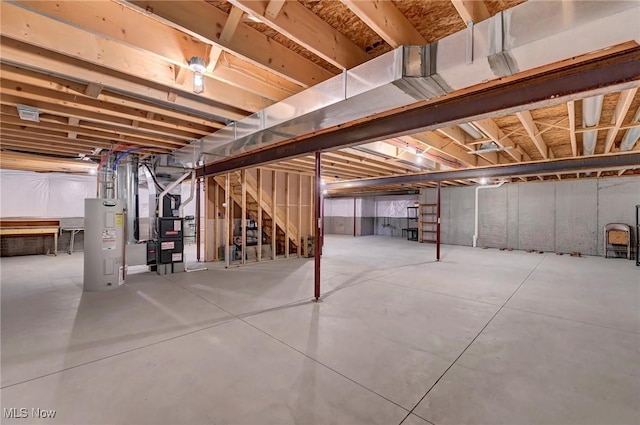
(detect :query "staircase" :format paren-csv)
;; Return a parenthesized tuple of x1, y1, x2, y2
(214, 171, 299, 256)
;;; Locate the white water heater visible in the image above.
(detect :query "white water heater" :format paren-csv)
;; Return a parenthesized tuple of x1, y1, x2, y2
(84, 198, 125, 291)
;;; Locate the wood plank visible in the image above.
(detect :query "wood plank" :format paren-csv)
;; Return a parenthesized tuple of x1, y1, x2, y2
(450, 0, 490, 25)
(228, 0, 369, 69)
(285, 172, 290, 259)
(473, 118, 530, 162)
(241, 169, 247, 265)
(516, 110, 551, 159)
(340, 0, 425, 48)
(1, 2, 271, 113)
(297, 174, 302, 257)
(605, 88, 638, 153)
(128, 0, 333, 87)
(224, 174, 231, 268)
(220, 6, 245, 45)
(271, 170, 277, 259)
(567, 101, 578, 157)
(0, 37, 247, 121)
(257, 168, 263, 262)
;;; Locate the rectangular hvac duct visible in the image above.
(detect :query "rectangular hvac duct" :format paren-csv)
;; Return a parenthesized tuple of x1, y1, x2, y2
(175, 0, 640, 167)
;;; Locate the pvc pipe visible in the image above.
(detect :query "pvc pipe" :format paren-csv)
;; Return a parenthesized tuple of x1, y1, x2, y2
(159, 171, 191, 218)
(473, 181, 505, 248)
(177, 170, 196, 218)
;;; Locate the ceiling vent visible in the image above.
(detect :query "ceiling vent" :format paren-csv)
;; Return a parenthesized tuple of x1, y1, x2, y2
(17, 105, 40, 122)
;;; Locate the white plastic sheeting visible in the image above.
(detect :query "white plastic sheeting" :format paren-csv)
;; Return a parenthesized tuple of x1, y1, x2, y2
(324, 195, 419, 218)
(374, 195, 419, 218)
(0, 169, 96, 217)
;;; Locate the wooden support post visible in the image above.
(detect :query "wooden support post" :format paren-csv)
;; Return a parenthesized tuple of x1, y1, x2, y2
(309, 175, 314, 242)
(271, 170, 277, 260)
(353, 196, 357, 237)
(204, 176, 216, 262)
(436, 181, 441, 262)
(314, 151, 321, 301)
(214, 179, 219, 261)
(257, 168, 263, 262)
(241, 169, 247, 265)
(285, 172, 290, 259)
(196, 177, 201, 262)
(224, 173, 230, 268)
(297, 174, 302, 257)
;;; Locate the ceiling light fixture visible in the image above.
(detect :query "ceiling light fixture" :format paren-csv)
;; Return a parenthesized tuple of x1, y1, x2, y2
(187, 56, 207, 94)
(479, 177, 488, 185)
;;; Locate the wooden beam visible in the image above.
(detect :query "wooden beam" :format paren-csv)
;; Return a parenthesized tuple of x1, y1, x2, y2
(297, 174, 302, 257)
(241, 169, 247, 265)
(265, 0, 286, 19)
(0, 83, 212, 138)
(257, 168, 263, 262)
(408, 132, 487, 168)
(1, 2, 271, 113)
(0, 113, 185, 149)
(0, 150, 98, 173)
(271, 170, 277, 259)
(0, 64, 222, 130)
(450, 0, 490, 25)
(1, 37, 245, 122)
(516, 110, 551, 159)
(220, 6, 245, 45)
(567, 101, 578, 157)
(473, 118, 531, 162)
(605, 88, 638, 153)
(228, 0, 369, 69)
(129, 0, 333, 87)
(14, 0, 296, 104)
(436, 126, 503, 164)
(214, 180, 220, 261)
(339, 0, 425, 48)
(224, 174, 230, 268)
(174, 66, 188, 86)
(285, 172, 290, 259)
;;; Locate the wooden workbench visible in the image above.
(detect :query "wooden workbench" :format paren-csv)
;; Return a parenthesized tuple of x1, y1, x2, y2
(0, 218, 60, 256)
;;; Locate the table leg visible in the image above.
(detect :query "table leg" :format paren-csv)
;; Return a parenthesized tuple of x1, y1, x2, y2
(69, 230, 76, 255)
(54, 232, 58, 256)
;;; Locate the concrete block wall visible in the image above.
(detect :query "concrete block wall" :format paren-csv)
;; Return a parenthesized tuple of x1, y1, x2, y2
(421, 176, 639, 255)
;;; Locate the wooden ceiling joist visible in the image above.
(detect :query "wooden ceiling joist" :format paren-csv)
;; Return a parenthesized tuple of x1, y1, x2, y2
(604, 88, 638, 153)
(450, 0, 490, 25)
(227, 0, 370, 69)
(1, 2, 272, 114)
(10, 0, 300, 102)
(0, 150, 99, 174)
(339, 0, 426, 48)
(128, 0, 333, 87)
(0, 64, 220, 130)
(516, 110, 552, 159)
(0, 37, 247, 122)
(473, 118, 530, 162)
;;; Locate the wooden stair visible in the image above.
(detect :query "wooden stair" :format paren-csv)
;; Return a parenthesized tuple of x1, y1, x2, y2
(214, 172, 299, 254)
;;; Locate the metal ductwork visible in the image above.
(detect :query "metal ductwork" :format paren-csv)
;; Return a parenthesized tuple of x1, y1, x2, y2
(620, 107, 640, 151)
(581, 95, 604, 155)
(176, 0, 640, 168)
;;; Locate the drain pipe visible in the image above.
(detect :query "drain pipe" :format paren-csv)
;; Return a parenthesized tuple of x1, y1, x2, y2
(473, 181, 505, 248)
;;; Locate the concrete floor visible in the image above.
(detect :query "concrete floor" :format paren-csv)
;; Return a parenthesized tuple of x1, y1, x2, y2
(1, 235, 639, 425)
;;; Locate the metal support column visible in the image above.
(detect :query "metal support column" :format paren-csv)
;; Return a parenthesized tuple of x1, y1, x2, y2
(436, 181, 441, 262)
(353, 197, 356, 237)
(196, 177, 201, 262)
(314, 151, 321, 301)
